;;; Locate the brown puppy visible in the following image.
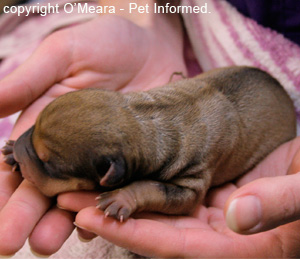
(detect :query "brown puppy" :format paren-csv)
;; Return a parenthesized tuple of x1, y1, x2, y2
(2, 66, 296, 221)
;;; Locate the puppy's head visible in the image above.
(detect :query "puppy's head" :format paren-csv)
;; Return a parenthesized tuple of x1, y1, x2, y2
(13, 89, 136, 197)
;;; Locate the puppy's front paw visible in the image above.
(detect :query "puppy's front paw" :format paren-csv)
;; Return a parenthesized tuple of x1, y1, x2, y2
(96, 189, 138, 222)
(1, 140, 19, 171)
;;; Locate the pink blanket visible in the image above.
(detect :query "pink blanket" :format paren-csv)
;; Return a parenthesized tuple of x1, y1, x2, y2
(182, 0, 300, 123)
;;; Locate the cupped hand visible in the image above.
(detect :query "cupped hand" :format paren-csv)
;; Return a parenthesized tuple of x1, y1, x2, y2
(0, 13, 186, 256)
(58, 137, 300, 258)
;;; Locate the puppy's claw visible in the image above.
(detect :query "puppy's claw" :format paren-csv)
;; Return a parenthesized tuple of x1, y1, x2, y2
(96, 192, 113, 199)
(1, 145, 13, 155)
(5, 140, 15, 146)
(1, 140, 15, 165)
(96, 189, 137, 222)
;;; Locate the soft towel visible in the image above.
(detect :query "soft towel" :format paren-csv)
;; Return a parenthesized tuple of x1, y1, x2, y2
(181, 0, 300, 123)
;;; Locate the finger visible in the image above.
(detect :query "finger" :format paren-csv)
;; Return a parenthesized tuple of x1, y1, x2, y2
(133, 212, 209, 229)
(0, 180, 51, 256)
(29, 206, 75, 256)
(75, 207, 231, 258)
(0, 29, 72, 117)
(287, 143, 300, 175)
(205, 183, 237, 209)
(60, 191, 210, 229)
(225, 173, 300, 234)
(0, 162, 23, 210)
(57, 191, 98, 212)
(75, 207, 185, 258)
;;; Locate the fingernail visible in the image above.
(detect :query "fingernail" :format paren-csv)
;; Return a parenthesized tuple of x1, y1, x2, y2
(226, 195, 262, 233)
(73, 222, 88, 231)
(74, 222, 95, 242)
(77, 234, 93, 243)
(56, 204, 67, 210)
(30, 248, 50, 258)
(0, 254, 14, 259)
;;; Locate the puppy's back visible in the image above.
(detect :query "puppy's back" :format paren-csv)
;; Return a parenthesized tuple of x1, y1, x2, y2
(197, 66, 296, 185)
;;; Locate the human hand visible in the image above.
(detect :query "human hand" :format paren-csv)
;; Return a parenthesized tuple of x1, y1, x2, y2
(58, 137, 300, 258)
(224, 135, 300, 235)
(0, 13, 186, 256)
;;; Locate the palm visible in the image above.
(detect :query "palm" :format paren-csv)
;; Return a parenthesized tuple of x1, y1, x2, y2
(1, 15, 186, 137)
(140, 184, 300, 258)
(70, 138, 300, 258)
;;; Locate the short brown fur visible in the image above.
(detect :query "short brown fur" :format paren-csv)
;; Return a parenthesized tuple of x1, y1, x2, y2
(2, 66, 296, 221)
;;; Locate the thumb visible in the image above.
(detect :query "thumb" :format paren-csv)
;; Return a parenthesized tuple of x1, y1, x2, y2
(0, 29, 72, 117)
(225, 173, 300, 234)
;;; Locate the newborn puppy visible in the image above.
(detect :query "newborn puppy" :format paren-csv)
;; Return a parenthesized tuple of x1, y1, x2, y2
(2, 66, 296, 221)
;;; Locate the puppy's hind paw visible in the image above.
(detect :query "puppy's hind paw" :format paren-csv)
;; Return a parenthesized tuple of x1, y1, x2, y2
(1, 140, 15, 156)
(3, 153, 16, 166)
(1, 140, 19, 171)
(96, 189, 137, 222)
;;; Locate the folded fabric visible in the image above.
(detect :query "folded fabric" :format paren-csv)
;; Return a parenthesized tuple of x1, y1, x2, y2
(182, 0, 300, 124)
(0, 0, 98, 78)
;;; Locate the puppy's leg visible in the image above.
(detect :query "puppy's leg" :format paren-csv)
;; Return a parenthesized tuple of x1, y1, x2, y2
(96, 173, 212, 221)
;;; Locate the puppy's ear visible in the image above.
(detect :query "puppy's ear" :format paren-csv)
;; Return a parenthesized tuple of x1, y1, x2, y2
(99, 157, 126, 187)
